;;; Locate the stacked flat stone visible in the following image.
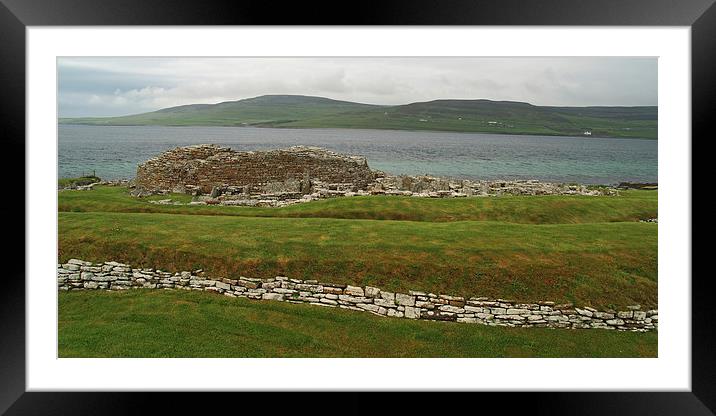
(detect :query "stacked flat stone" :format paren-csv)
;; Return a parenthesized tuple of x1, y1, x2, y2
(135, 144, 376, 195)
(131, 145, 619, 207)
(374, 176, 616, 197)
(58, 259, 657, 332)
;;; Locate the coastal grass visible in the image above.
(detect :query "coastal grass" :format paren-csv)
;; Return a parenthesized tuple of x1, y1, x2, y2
(58, 175, 101, 188)
(58, 290, 657, 358)
(59, 186, 658, 224)
(58, 210, 657, 309)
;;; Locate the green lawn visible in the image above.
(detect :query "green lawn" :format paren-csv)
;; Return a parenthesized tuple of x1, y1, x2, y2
(58, 188, 657, 309)
(59, 185, 657, 224)
(58, 290, 658, 358)
(57, 186, 658, 357)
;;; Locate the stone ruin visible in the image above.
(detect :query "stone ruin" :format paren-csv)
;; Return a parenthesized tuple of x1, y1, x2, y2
(135, 144, 376, 196)
(132, 144, 617, 207)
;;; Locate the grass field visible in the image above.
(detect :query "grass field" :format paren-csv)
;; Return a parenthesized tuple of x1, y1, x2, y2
(58, 290, 658, 358)
(59, 95, 658, 139)
(59, 185, 657, 224)
(58, 186, 657, 310)
(58, 186, 658, 357)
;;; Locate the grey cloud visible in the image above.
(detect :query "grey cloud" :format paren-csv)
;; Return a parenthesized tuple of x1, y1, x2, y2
(302, 68, 350, 94)
(58, 57, 657, 117)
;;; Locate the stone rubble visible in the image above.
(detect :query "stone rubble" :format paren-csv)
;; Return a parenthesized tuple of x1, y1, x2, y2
(59, 179, 133, 191)
(128, 144, 619, 207)
(134, 144, 376, 196)
(58, 258, 657, 332)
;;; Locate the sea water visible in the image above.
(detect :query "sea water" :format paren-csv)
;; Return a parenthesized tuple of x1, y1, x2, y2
(58, 125, 657, 185)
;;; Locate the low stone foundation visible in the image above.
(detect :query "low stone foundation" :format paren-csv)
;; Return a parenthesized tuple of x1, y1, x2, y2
(127, 145, 619, 207)
(59, 179, 133, 191)
(135, 145, 376, 195)
(58, 259, 657, 332)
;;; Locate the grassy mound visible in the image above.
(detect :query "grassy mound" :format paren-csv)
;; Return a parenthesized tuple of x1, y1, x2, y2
(58, 187, 657, 309)
(59, 186, 657, 224)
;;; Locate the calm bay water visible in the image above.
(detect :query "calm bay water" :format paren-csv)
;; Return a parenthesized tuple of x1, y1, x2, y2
(58, 125, 657, 185)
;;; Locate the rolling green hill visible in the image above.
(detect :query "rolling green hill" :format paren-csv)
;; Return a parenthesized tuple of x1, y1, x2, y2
(60, 95, 658, 139)
(60, 95, 381, 126)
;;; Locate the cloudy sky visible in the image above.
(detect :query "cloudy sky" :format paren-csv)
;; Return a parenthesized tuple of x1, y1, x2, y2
(58, 57, 657, 117)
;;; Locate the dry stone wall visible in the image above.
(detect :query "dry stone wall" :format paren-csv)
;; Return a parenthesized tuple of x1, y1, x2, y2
(58, 259, 657, 332)
(131, 144, 617, 207)
(135, 144, 376, 194)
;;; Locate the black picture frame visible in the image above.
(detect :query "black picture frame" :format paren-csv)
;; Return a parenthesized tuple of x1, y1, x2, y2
(1, 0, 708, 414)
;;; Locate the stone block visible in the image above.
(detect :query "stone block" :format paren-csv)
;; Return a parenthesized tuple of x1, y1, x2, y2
(546, 315, 568, 322)
(575, 308, 593, 317)
(593, 311, 615, 320)
(416, 301, 436, 310)
(506, 308, 530, 315)
(365, 286, 381, 298)
(395, 293, 415, 306)
(387, 309, 404, 318)
(438, 305, 464, 314)
(262, 293, 284, 301)
(358, 303, 382, 313)
(83, 281, 99, 289)
(237, 279, 259, 289)
(296, 283, 323, 293)
(404, 306, 420, 319)
(374, 298, 396, 308)
(261, 281, 280, 290)
(344, 285, 364, 296)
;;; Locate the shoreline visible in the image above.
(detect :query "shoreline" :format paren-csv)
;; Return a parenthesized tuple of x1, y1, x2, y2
(58, 121, 658, 141)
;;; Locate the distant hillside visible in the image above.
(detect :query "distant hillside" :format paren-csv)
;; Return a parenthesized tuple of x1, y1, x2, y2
(61, 95, 381, 127)
(60, 95, 658, 139)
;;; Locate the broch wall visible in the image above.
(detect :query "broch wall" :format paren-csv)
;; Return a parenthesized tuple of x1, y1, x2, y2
(135, 144, 376, 194)
(58, 258, 657, 332)
(131, 144, 617, 206)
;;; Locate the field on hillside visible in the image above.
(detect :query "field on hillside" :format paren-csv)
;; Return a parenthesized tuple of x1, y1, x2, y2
(59, 290, 657, 358)
(58, 186, 657, 357)
(58, 187, 657, 309)
(277, 105, 657, 139)
(59, 95, 658, 139)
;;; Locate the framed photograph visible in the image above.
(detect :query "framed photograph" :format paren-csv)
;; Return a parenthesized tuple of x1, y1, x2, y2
(2, 0, 709, 413)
